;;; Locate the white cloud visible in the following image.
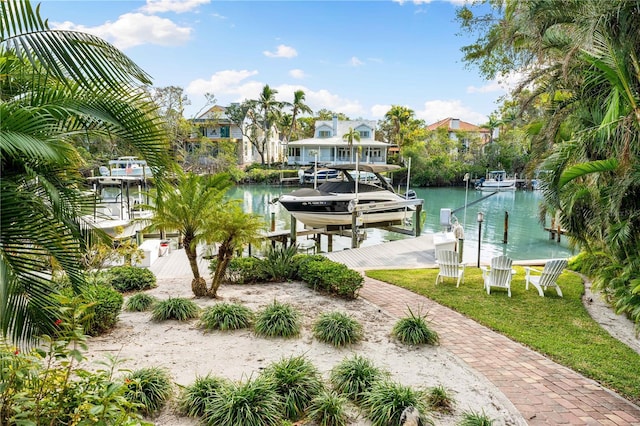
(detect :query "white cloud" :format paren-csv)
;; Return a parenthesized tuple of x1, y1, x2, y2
(52, 13, 192, 50)
(289, 69, 306, 79)
(186, 69, 260, 98)
(416, 100, 487, 125)
(263, 44, 298, 58)
(140, 0, 210, 14)
(350, 56, 364, 67)
(467, 71, 527, 94)
(371, 104, 391, 118)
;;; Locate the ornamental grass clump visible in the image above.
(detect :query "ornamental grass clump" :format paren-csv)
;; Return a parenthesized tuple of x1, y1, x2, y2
(426, 384, 455, 413)
(178, 374, 228, 418)
(262, 244, 298, 281)
(313, 311, 363, 347)
(262, 355, 324, 421)
(254, 300, 301, 338)
(330, 354, 388, 402)
(392, 308, 439, 346)
(125, 292, 157, 312)
(151, 297, 200, 321)
(361, 380, 429, 426)
(307, 390, 349, 426)
(123, 367, 173, 416)
(203, 376, 284, 426)
(459, 409, 494, 426)
(200, 302, 253, 331)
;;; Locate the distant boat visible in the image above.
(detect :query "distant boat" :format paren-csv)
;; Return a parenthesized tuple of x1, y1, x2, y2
(476, 170, 516, 191)
(300, 164, 340, 184)
(99, 156, 152, 178)
(82, 176, 152, 239)
(279, 164, 421, 229)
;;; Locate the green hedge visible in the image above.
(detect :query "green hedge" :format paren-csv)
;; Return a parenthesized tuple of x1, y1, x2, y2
(108, 266, 157, 292)
(297, 257, 363, 299)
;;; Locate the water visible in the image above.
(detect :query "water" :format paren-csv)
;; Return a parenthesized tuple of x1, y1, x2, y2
(227, 185, 576, 263)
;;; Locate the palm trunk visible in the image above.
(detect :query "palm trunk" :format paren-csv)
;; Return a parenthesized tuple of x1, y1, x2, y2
(183, 235, 206, 297)
(209, 238, 234, 298)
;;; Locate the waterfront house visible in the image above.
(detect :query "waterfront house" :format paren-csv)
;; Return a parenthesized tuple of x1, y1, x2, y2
(191, 105, 281, 165)
(287, 116, 391, 166)
(426, 118, 491, 153)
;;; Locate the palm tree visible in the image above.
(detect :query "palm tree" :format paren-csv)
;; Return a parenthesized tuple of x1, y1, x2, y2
(208, 202, 264, 297)
(0, 0, 171, 344)
(342, 127, 361, 163)
(287, 90, 313, 142)
(257, 84, 283, 165)
(145, 172, 231, 297)
(384, 105, 414, 148)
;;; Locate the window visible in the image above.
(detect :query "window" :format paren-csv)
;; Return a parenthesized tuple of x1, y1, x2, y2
(370, 148, 382, 158)
(358, 130, 370, 138)
(337, 147, 350, 160)
(220, 126, 230, 138)
(288, 147, 301, 157)
(318, 130, 331, 138)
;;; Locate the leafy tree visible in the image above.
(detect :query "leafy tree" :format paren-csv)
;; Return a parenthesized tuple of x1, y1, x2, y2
(458, 0, 640, 329)
(287, 89, 313, 142)
(256, 84, 284, 165)
(0, 0, 171, 345)
(145, 171, 231, 297)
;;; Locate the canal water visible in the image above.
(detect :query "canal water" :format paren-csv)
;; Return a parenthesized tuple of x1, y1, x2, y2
(227, 185, 576, 263)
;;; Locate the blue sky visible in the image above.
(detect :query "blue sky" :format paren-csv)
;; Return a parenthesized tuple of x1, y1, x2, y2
(42, 0, 511, 125)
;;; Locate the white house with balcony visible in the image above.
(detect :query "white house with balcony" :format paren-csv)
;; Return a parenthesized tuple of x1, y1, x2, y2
(286, 117, 390, 166)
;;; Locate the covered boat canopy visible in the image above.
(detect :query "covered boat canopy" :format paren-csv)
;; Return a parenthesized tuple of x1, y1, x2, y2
(327, 164, 401, 173)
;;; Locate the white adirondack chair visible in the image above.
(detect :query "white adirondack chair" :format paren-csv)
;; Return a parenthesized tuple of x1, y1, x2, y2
(435, 250, 465, 287)
(525, 259, 568, 297)
(481, 255, 515, 297)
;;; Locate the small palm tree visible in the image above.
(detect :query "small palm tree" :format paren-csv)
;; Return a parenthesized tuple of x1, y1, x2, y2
(342, 127, 361, 163)
(146, 171, 231, 297)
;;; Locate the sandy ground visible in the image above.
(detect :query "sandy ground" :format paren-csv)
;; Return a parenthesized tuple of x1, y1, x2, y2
(84, 279, 527, 425)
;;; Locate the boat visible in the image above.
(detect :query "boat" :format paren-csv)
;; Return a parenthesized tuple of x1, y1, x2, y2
(279, 164, 421, 229)
(82, 176, 152, 239)
(99, 156, 153, 178)
(299, 164, 340, 184)
(475, 170, 516, 191)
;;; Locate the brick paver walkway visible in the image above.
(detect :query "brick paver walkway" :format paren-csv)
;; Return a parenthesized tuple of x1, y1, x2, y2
(360, 277, 640, 426)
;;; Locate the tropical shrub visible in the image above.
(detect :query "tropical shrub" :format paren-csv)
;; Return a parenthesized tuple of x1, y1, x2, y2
(202, 376, 284, 426)
(262, 244, 298, 281)
(108, 265, 157, 292)
(361, 380, 428, 426)
(123, 367, 173, 416)
(81, 284, 123, 336)
(307, 390, 349, 426)
(291, 254, 329, 281)
(313, 311, 363, 346)
(151, 298, 200, 321)
(254, 300, 301, 338)
(330, 354, 388, 402)
(262, 355, 324, 421)
(179, 374, 228, 418)
(0, 301, 144, 425)
(200, 302, 254, 331)
(125, 293, 157, 312)
(210, 256, 268, 284)
(297, 257, 363, 298)
(392, 308, 439, 346)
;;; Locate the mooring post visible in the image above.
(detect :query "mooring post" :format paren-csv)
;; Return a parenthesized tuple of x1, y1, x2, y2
(290, 215, 297, 247)
(415, 203, 422, 236)
(270, 212, 275, 232)
(503, 211, 509, 244)
(351, 210, 358, 249)
(327, 234, 333, 252)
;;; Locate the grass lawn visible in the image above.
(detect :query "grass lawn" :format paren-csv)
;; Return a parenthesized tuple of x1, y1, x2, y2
(366, 266, 640, 404)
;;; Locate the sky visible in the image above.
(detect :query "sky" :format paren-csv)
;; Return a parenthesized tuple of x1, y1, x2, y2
(41, 0, 513, 125)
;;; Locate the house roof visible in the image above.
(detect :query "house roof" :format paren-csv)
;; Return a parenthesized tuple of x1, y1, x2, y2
(288, 137, 390, 148)
(427, 117, 489, 133)
(193, 105, 233, 122)
(315, 119, 377, 138)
